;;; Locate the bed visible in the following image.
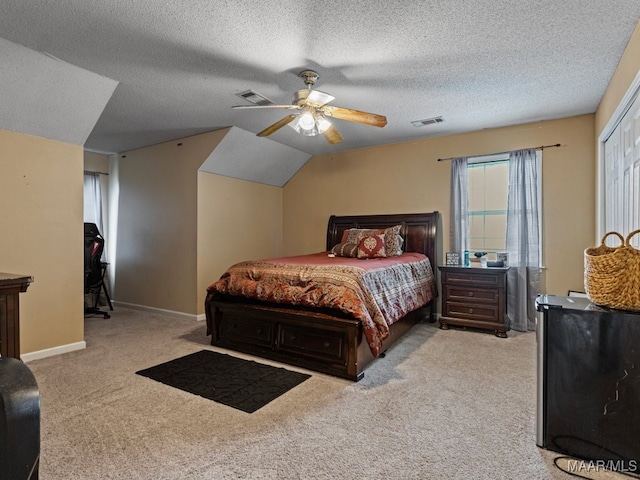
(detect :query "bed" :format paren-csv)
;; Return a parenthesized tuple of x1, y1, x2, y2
(204, 212, 439, 381)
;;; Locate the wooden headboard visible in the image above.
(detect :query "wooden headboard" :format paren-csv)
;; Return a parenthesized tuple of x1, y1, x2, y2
(326, 212, 440, 271)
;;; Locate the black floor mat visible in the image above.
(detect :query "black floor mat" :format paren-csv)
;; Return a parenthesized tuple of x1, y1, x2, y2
(136, 350, 310, 413)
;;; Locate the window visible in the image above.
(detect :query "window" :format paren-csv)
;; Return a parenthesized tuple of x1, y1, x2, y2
(468, 155, 509, 252)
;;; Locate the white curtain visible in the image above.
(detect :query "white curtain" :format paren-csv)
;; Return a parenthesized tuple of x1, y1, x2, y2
(84, 172, 103, 233)
(84, 172, 105, 259)
(505, 148, 543, 331)
(450, 157, 469, 256)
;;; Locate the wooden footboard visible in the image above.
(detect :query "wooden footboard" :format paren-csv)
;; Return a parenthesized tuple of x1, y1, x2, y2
(205, 293, 431, 381)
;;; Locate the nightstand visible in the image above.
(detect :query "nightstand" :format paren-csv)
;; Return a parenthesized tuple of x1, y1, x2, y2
(438, 265, 509, 338)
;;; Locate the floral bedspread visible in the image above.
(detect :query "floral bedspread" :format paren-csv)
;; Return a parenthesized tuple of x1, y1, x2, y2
(207, 252, 436, 357)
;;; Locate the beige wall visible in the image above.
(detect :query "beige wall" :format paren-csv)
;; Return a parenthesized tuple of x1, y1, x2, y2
(197, 173, 282, 310)
(0, 129, 84, 355)
(114, 130, 227, 314)
(84, 151, 110, 172)
(595, 21, 640, 136)
(283, 115, 596, 297)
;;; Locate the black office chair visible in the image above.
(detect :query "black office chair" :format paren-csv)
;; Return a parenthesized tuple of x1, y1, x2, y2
(84, 223, 112, 318)
(0, 357, 40, 480)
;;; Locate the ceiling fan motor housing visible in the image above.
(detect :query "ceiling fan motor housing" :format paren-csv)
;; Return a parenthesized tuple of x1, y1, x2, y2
(294, 89, 311, 105)
(299, 70, 319, 87)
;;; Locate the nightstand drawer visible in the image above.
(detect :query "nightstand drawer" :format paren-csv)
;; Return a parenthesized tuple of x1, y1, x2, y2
(443, 285, 499, 304)
(441, 270, 505, 288)
(444, 301, 500, 323)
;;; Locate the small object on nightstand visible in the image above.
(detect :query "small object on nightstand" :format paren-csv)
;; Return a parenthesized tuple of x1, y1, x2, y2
(474, 251, 488, 268)
(446, 252, 460, 265)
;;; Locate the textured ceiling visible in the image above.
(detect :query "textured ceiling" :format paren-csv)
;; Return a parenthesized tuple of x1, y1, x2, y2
(0, 1, 639, 156)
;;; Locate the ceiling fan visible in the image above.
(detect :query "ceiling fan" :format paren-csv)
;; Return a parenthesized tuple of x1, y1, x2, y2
(232, 70, 387, 144)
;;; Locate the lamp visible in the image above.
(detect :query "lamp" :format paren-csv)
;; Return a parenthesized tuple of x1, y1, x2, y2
(290, 109, 332, 137)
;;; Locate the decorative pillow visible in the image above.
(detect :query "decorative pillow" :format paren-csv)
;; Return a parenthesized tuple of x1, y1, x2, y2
(357, 234, 387, 259)
(345, 225, 404, 257)
(383, 225, 403, 256)
(330, 243, 358, 257)
(345, 228, 380, 245)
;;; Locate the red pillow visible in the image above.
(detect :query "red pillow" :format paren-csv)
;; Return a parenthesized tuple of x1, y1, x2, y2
(357, 234, 387, 259)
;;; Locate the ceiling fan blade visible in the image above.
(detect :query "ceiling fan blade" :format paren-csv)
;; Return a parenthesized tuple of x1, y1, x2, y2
(306, 90, 335, 107)
(232, 104, 302, 111)
(256, 114, 298, 137)
(323, 125, 343, 144)
(321, 106, 387, 128)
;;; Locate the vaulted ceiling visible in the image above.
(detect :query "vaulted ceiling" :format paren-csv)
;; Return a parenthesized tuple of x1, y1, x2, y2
(1, 1, 639, 156)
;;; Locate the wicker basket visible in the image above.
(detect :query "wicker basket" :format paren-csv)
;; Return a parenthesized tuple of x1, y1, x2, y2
(584, 230, 640, 311)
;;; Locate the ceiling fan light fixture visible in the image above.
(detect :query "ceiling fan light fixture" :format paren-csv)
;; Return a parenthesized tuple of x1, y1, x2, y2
(290, 110, 332, 137)
(290, 115, 318, 136)
(315, 114, 332, 134)
(289, 110, 331, 137)
(299, 111, 315, 130)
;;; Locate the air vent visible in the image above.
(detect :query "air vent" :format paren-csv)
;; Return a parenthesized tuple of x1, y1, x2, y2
(236, 90, 274, 106)
(411, 116, 444, 127)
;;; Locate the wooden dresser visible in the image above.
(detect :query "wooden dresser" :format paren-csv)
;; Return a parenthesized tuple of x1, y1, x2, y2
(438, 265, 509, 338)
(0, 273, 33, 359)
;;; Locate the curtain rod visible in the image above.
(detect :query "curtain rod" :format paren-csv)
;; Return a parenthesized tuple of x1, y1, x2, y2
(84, 170, 109, 175)
(436, 143, 561, 162)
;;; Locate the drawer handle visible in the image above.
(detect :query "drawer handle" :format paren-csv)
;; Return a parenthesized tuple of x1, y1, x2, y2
(256, 328, 263, 334)
(290, 335, 296, 341)
(324, 341, 331, 348)
(469, 308, 474, 314)
(468, 291, 474, 297)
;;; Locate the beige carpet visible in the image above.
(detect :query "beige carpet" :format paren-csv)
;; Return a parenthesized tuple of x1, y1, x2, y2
(24, 307, 601, 479)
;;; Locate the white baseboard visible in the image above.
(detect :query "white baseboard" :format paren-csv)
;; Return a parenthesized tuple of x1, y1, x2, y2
(114, 301, 205, 322)
(22, 341, 87, 363)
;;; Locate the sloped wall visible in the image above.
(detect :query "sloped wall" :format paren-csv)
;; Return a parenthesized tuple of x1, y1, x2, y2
(0, 36, 117, 146)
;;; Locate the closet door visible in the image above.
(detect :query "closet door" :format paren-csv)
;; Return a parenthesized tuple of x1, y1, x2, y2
(603, 93, 640, 245)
